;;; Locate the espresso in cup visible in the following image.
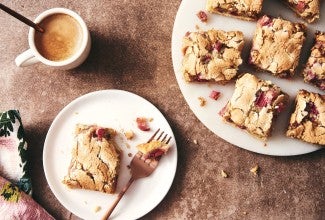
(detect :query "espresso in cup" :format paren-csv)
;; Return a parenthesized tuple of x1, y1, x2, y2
(34, 13, 83, 61)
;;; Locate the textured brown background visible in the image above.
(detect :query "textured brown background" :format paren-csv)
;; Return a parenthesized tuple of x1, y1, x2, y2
(0, 0, 324, 219)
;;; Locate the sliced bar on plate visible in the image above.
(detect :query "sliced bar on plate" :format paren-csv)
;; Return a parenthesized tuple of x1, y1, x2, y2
(302, 31, 325, 91)
(249, 15, 306, 78)
(286, 90, 325, 145)
(206, 0, 264, 21)
(182, 29, 244, 84)
(219, 73, 289, 140)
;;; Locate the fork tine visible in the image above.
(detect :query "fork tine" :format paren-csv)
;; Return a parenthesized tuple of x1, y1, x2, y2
(161, 133, 168, 142)
(157, 131, 164, 140)
(147, 128, 160, 143)
(165, 136, 172, 144)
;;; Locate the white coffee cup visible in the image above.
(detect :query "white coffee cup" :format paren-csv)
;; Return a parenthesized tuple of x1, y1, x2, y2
(15, 8, 91, 70)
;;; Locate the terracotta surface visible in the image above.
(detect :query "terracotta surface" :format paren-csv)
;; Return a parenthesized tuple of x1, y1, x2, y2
(0, 0, 324, 219)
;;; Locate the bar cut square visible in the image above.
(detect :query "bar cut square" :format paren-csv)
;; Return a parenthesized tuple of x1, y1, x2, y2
(249, 15, 306, 78)
(219, 73, 289, 140)
(206, 0, 264, 21)
(182, 29, 244, 83)
(302, 31, 325, 91)
(286, 90, 325, 145)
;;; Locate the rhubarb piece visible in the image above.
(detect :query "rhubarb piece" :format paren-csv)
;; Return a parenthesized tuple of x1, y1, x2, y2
(302, 31, 325, 91)
(136, 117, 150, 131)
(209, 90, 221, 100)
(281, 0, 320, 23)
(206, 0, 263, 21)
(219, 73, 289, 140)
(182, 29, 244, 83)
(137, 140, 170, 160)
(286, 90, 325, 145)
(249, 15, 306, 78)
(63, 124, 121, 194)
(197, 10, 208, 22)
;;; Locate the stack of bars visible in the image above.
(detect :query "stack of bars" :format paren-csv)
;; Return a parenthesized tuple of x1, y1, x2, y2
(181, 0, 324, 145)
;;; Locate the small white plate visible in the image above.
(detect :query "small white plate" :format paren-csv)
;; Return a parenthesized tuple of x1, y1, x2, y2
(43, 90, 177, 219)
(172, 0, 324, 155)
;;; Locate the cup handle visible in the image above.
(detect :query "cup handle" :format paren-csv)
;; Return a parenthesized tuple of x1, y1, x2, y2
(15, 49, 40, 67)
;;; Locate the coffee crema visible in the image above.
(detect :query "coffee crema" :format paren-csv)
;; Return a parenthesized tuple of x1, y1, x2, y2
(35, 13, 83, 61)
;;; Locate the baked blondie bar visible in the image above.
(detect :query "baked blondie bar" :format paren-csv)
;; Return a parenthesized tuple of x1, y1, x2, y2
(182, 29, 244, 83)
(286, 90, 325, 145)
(249, 15, 306, 78)
(137, 140, 170, 160)
(219, 73, 289, 140)
(302, 31, 325, 91)
(206, 0, 263, 21)
(282, 0, 320, 23)
(63, 124, 121, 194)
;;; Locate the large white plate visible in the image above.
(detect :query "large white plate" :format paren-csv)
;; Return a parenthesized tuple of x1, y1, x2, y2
(172, 0, 324, 155)
(43, 90, 177, 219)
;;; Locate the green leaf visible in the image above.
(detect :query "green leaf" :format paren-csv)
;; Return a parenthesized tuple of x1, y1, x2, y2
(17, 125, 24, 140)
(7, 122, 13, 132)
(0, 112, 7, 121)
(17, 177, 32, 195)
(8, 110, 16, 123)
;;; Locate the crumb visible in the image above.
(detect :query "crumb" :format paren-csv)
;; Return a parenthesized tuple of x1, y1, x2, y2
(264, 142, 267, 147)
(197, 10, 208, 22)
(250, 165, 259, 176)
(128, 153, 133, 157)
(124, 130, 134, 140)
(125, 143, 131, 149)
(209, 90, 221, 100)
(148, 117, 154, 122)
(198, 97, 206, 106)
(136, 117, 150, 131)
(127, 165, 131, 169)
(195, 24, 200, 30)
(221, 170, 228, 178)
(93, 206, 101, 213)
(193, 139, 198, 145)
(74, 112, 79, 115)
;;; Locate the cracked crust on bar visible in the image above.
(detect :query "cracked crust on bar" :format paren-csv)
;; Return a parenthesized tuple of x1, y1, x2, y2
(182, 29, 244, 83)
(286, 90, 325, 145)
(282, 0, 320, 23)
(206, 0, 263, 21)
(219, 73, 289, 140)
(302, 31, 325, 91)
(63, 124, 121, 194)
(249, 15, 306, 78)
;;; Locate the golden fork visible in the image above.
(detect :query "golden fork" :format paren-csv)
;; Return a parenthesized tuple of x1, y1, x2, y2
(101, 129, 171, 220)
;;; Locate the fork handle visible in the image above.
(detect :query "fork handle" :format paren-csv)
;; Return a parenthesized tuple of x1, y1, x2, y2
(101, 177, 135, 220)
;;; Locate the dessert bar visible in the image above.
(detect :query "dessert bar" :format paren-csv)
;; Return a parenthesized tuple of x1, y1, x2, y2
(286, 90, 325, 145)
(206, 0, 263, 21)
(182, 29, 244, 83)
(249, 15, 306, 78)
(302, 31, 325, 91)
(137, 140, 170, 160)
(282, 0, 320, 23)
(63, 124, 121, 194)
(219, 73, 289, 140)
